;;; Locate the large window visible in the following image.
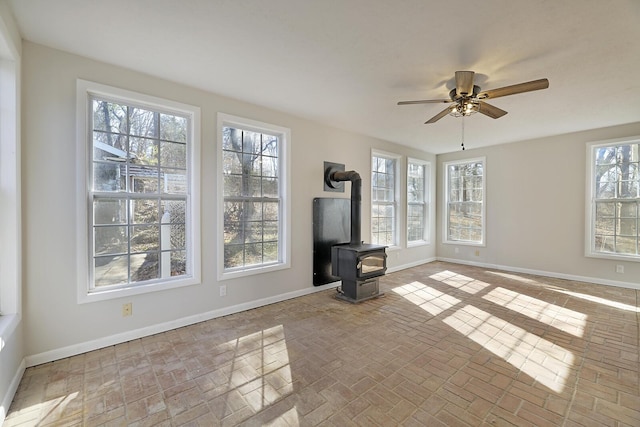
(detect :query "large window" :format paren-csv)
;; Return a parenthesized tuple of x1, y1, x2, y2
(218, 114, 291, 279)
(444, 157, 485, 245)
(77, 81, 201, 302)
(407, 158, 430, 245)
(587, 138, 640, 260)
(372, 151, 400, 247)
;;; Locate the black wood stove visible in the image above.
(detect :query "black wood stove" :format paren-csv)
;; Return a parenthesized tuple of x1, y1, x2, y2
(326, 169, 387, 303)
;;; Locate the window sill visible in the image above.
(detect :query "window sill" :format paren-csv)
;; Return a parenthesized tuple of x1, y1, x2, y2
(79, 276, 201, 304)
(585, 251, 640, 263)
(443, 240, 485, 247)
(219, 262, 291, 282)
(0, 313, 21, 347)
(407, 240, 430, 248)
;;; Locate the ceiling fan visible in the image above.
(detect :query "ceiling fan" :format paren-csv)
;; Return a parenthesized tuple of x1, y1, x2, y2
(398, 71, 549, 124)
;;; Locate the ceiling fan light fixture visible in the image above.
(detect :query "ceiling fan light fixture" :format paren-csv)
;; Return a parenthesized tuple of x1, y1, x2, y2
(449, 101, 477, 118)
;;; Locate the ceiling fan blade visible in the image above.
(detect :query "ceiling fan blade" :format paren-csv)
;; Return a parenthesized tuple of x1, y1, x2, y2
(477, 78, 549, 100)
(397, 99, 451, 105)
(425, 106, 452, 124)
(477, 101, 508, 119)
(455, 71, 475, 96)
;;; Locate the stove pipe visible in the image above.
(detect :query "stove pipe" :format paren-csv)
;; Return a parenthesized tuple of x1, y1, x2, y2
(329, 170, 362, 246)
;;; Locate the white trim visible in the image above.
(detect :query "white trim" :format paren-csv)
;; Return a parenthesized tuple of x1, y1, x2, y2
(442, 156, 486, 247)
(76, 80, 202, 303)
(585, 136, 640, 262)
(0, 55, 20, 318)
(216, 113, 292, 281)
(436, 257, 640, 290)
(0, 358, 25, 423)
(25, 282, 336, 367)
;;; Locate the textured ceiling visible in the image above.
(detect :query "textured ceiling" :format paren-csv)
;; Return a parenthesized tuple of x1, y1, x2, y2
(8, 0, 640, 153)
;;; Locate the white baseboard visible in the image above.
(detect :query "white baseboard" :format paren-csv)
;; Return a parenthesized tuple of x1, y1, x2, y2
(1, 358, 25, 426)
(436, 257, 640, 290)
(25, 282, 339, 367)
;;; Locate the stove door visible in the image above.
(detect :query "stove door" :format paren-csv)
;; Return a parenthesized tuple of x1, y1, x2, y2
(357, 252, 386, 278)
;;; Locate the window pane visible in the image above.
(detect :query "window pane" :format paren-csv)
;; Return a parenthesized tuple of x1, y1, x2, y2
(162, 169, 187, 194)
(94, 226, 127, 255)
(131, 253, 159, 283)
(93, 100, 126, 134)
(131, 225, 159, 252)
(129, 137, 158, 165)
(89, 93, 193, 291)
(94, 255, 128, 287)
(223, 150, 243, 174)
(222, 124, 283, 272)
(160, 114, 187, 143)
(94, 199, 127, 225)
(132, 199, 159, 224)
(93, 162, 125, 191)
(160, 141, 186, 169)
(132, 175, 159, 193)
(170, 250, 187, 276)
(129, 108, 157, 138)
(93, 131, 127, 161)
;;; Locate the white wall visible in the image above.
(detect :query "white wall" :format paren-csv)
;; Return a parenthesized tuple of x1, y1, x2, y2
(436, 122, 640, 288)
(21, 41, 436, 362)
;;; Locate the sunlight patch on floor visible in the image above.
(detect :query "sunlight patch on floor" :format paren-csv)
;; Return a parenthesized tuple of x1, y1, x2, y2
(392, 281, 461, 316)
(443, 305, 573, 393)
(550, 289, 640, 312)
(483, 287, 587, 337)
(225, 325, 294, 412)
(429, 270, 492, 294)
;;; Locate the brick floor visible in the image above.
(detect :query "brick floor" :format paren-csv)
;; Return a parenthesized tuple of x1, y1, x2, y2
(4, 261, 639, 426)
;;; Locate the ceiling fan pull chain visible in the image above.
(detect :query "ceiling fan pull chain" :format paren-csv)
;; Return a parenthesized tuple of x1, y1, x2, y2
(461, 116, 465, 150)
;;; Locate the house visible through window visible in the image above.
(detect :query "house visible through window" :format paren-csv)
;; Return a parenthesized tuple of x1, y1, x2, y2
(407, 159, 429, 244)
(588, 139, 640, 259)
(218, 114, 291, 279)
(444, 157, 485, 245)
(78, 80, 201, 301)
(372, 152, 399, 247)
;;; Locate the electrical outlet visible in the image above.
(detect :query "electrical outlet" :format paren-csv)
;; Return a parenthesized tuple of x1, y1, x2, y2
(454, 247, 459, 254)
(616, 265, 624, 274)
(220, 285, 227, 297)
(475, 250, 480, 256)
(122, 302, 132, 317)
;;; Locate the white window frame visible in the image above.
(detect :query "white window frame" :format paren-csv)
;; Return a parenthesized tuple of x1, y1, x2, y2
(217, 113, 291, 281)
(76, 80, 201, 303)
(585, 136, 640, 262)
(0, 46, 20, 323)
(371, 150, 401, 248)
(407, 158, 430, 246)
(443, 157, 486, 246)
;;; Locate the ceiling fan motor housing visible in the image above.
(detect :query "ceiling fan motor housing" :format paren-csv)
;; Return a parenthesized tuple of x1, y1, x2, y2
(449, 85, 481, 101)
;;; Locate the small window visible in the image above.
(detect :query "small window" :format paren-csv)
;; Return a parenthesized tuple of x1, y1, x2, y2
(77, 80, 201, 302)
(372, 151, 400, 247)
(444, 157, 485, 245)
(218, 114, 291, 279)
(587, 138, 640, 260)
(407, 158, 430, 245)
